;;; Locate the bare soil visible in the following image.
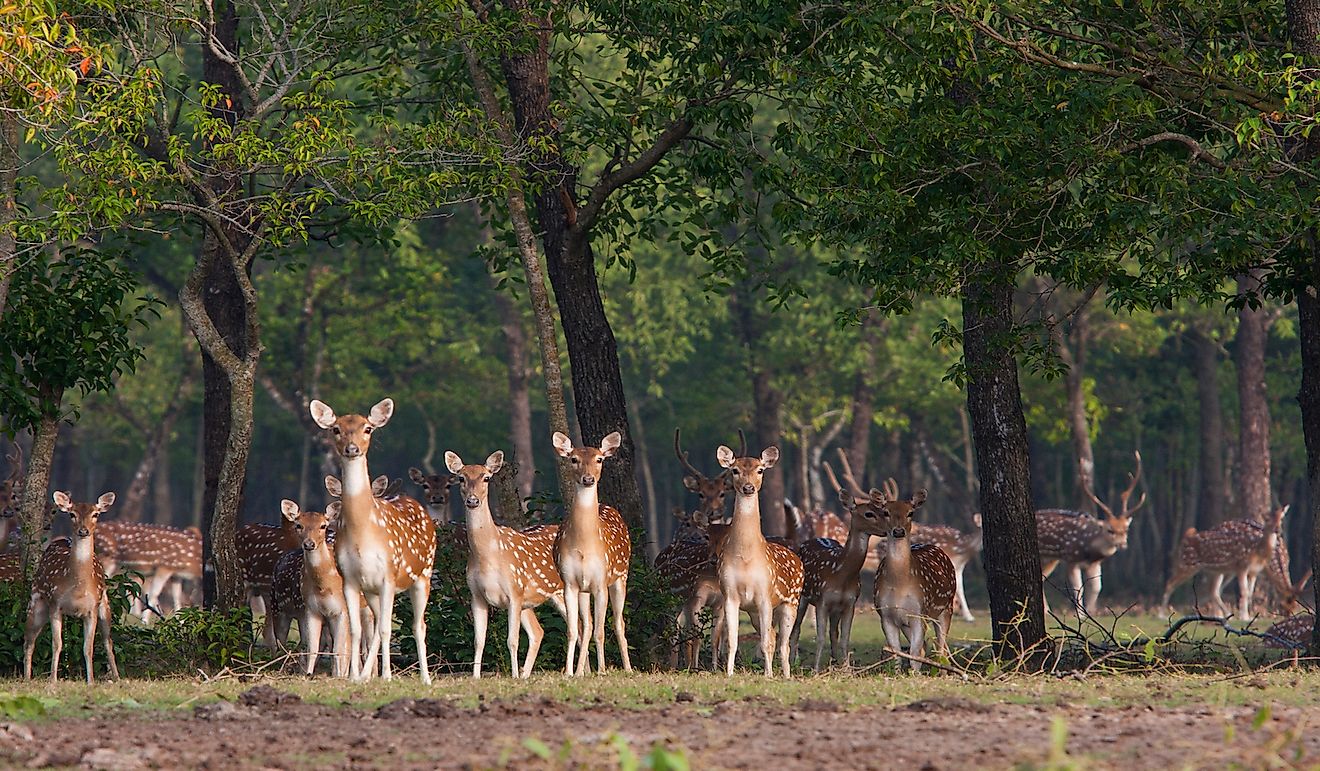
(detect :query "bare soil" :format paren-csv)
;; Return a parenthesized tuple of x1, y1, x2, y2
(0, 684, 1315, 769)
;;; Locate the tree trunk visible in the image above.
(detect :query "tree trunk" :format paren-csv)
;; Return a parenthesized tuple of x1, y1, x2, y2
(752, 370, 787, 537)
(847, 311, 882, 485)
(16, 408, 60, 582)
(963, 273, 1046, 660)
(491, 269, 536, 505)
(1191, 326, 1227, 528)
(1235, 270, 1274, 522)
(628, 400, 661, 560)
(152, 440, 174, 526)
(459, 37, 575, 507)
(0, 113, 17, 320)
(1300, 270, 1320, 656)
(1054, 306, 1096, 512)
(119, 367, 195, 522)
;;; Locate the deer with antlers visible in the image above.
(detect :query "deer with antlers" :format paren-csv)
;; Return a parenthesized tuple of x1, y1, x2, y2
(716, 443, 803, 677)
(1160, 504, 1291, 620)
(23, 491, 120, 683)
(310, 398, 437, 683)
(852, 480, 955, 671)
(552, 432, 633, 675)
(788, 459, 878, 671)
(1037, 451, 1146, 615)
(449, 449, 577, 678)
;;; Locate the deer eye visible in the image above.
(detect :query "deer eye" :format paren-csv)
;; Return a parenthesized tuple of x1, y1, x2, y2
(295, 523, 304, 531)
(571, 457, 579, 465)
(756, 469, 764, 475)
(331, 427, 341, 435)
(363, 426, 373, 434)
(483, 474, 491, 482)
(320, 523, 328, 530)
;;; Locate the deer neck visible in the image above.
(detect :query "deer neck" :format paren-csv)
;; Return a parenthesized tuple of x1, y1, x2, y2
(838, 524, 872, 577)
(564, 484, 604, 543)
(337, 456, 383, 537)
(883, 534, 913, 578)
(70, 533, 95, 581)
(727, 491, 767, 557)
(462, 498, 501, 558)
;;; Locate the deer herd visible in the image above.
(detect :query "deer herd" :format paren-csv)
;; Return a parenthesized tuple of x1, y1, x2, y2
(0, 399, 1311, 683)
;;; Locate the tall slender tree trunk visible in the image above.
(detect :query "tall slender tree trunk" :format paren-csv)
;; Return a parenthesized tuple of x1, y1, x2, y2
(847, 311, 882, 485)
(628, 400, 661, 560)
(490, 269, 536, 504)
(1051, 304, 1095, 512)
(16, 407, 59, 582)
(1191, 326, 1227, 527)
(120, 368, 195, 522)
(1235, 270, 1273, 522)
(153, 443, 174, 526)
(963, 273, 1045, 660)
(751, 370, 787, 537)
(0, 113, 18, 320)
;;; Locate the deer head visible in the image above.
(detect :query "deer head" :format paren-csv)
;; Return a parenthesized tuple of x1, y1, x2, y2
(716, 445, 779, 498)
(409, 467, 454, 510)
(309, 398, 393, 460)
(52, 491, 114, 540)
(0, 441, 22, 520)
(281, 499, 335, 553)
(845, 479, 927, 540)
(445, 451, 504, 510)
(1083, 451, 1146, 549)
(553, 431, 621, 489)
(324, 474, 390, 499)
(675, 428, 733, 523)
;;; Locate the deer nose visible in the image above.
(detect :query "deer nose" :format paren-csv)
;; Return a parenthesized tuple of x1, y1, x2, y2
(77, 527, 90, 538)
(892, 527, 906, 538)
(465, 495, 480, 508)
(344, 444, 361, 457)
(740, 484, 755, 495)
(581, 474, 596, 486)
(303, 539, 316, 551)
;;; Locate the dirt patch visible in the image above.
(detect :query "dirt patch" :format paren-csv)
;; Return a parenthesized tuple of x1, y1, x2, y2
(3, 696, 1314, 769)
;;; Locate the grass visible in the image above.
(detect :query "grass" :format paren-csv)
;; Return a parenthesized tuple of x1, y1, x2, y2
(0, 607, 1310, 721)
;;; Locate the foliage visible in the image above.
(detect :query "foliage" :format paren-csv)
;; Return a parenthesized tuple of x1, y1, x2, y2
(127, 606, 256, 674)
(0, 0, 106, 126)
(0, 247, 158, 430)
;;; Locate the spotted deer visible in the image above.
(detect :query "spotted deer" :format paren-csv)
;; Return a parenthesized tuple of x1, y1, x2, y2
(23, 491, 120, 683)
(851, 481, 954, 671)
(409, 467, 455, 525)
(1160, 505, 1289, 620)
(447, 450, 571, 678)
(716, 444, 803, 677)
(310, 398, 437, 683)
(1265, 612, 1315, 649)
(912, 515, 983, 622)
(269, 500, 348, 677)
(789, 461, 876, 672)
(95, 521, 201, 619)
(0, 442, 23, 548)
(1037, 451, 1146, 615)
(552, 431, 633, 676)
(238, 511, 301, 619)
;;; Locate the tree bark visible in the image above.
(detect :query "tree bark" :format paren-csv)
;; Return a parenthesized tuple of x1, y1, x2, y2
(16, 407, 60, 582)
(1190, 325, 1227, 527)
(458, 36, 575, 507)
(1053, 305, 1096, 512)
(628, 400, 661, 560)
(153, 440, 174, 526)
(963, 273, 1046, 660)
(0, 113, 17, 320)
(751, 369, 787, 537)
(1300, 267, 1320, 656)
(1235, 270, 1274, 522)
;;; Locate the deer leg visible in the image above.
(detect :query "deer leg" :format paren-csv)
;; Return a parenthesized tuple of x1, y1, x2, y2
(145, 571, 172, 622)
(1206, 573, 1227, 617)
(23, 597, 48, 681)
(331, 611, 349, 678)
(343, 584, 364, 681)
(409, 581, 432, 685)
(1237, 570, 1252, 621)
(575, 592, 593, 675)
(303, 613, 323, 677)
(937, 608, 952, 660)
(376, 584, 397, 680)
(710, 601, 725, 672)
(49, 612, 63, 682)
(1083, 562, 1103, 616)
(724, 596, 740, 676)
(809, 601, 825, 672)
(880, 610, 905, 667)
(907, 615, 926, 672)
(591, 586, 608, 674)
(609, 578, 632, 672)
(520, 609, 544, 678)
(756, 598, 774, 677)
(1040, 559, 1059, 617)
(563, 588, 580, 676)
(954, 563, 975, 622)
(1161, 564, 1198, 614)
(839, 599, 857, 667)
(777, 603, 794, 678)
(471, 596, 489, 679)
(98, 598, 119, 681)
(81, 614, 95, 684)
(505, 596, 523, 678)
(829, 605, 843, 668)
(1066, 564, 1085, 614)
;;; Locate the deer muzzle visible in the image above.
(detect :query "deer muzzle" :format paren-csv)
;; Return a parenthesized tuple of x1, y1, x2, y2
(580, 474, 596, 487)
(891, 527, 906, 539)
(343, 444, 361, 458)
(303, 539, 316, 552)
(76, 527, 90, 538)
(464, 495, 480, 509)
(740, 484, 756, 496)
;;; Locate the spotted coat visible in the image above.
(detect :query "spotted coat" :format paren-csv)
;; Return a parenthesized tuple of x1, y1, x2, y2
(33, 538, 107, 618)
(796, 537, 846, 606)
(95, 521, 201, 578)
(0, 550, 19, 582)
(873, 542, 956, 622)
(1160, 508, 1287, 620)
(238, 519, 301, 587)
(1265, 612, 1314, 649)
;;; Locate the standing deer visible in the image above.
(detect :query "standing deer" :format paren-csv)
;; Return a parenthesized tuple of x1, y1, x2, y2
(408, 467, 454, 524)
(449, 450, 572, 678)
(270, 500, 348, 676)
(1160, 505, 1289, 620)
(237, 512, 301, 619)
(23, 491, 120, 683)
(552, 431, 633, 675)
(1037, 451, 1146, 615)
(912, 515, 983, 622)
(310, 397, 437, 683)
(852, 480, 955, 671)
(95, 521, 201, 619)
(790, 461, 877, 671)
(716, 444, 803, 677)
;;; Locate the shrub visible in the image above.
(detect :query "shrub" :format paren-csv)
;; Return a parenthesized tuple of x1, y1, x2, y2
(0, 571, 143, 678)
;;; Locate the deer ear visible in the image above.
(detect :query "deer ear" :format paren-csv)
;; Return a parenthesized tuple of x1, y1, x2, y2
(716, 445, 735, 469)
(552, 432, 574, 457)
(682, 475, 701, 492)
(368, 398, 394, 428)
(444, 451, 464, 474)
(409, 467, 425, 485)
(485, 451, 505, 475)
(324, 475, 342, 497)
(973, 512, 983, 528)
(836, 488, 855, 511)
(309, 400, 337, 429)
(52, 490, 72, 510)
(868, 487, 888, 505)
(371, 475, 389, 496)
(760, 446, 780, 469)
(325, 501, 342, 524)
(95, 492, 116, 511)
(911, 489, 927, 509)
(280, 499, 300, 522)
(599, 432, 622, 458)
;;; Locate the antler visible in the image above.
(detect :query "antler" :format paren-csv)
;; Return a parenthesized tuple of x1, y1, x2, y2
(737, 429, 747, 458)
(673, 428, 705, 479)
(1118, 450, 1147, 516)
(835, 448, 866, 497)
